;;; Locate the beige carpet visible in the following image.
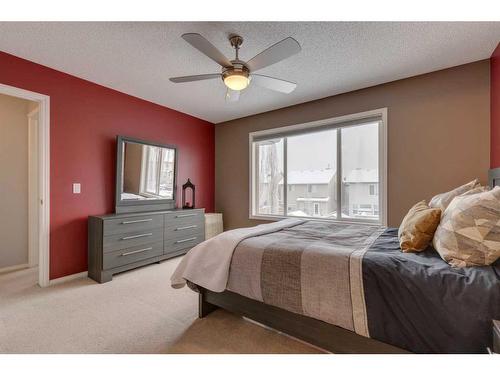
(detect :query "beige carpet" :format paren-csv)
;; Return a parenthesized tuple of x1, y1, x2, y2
(0, 257, 321, 354)
(167, 309, 322, 354)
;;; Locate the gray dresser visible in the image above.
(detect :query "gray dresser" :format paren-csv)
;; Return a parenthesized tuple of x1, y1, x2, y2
(88, 208, 205, 283)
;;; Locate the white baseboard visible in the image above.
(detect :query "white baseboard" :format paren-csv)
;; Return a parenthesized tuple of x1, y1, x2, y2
(49, 271, 88, 286)
(0, 263, 29, 275)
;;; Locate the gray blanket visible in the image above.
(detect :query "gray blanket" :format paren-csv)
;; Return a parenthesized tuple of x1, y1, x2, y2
(227, 221, 383, 332)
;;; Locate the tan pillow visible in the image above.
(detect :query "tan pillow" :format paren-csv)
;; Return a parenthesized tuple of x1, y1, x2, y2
(398, 201, 442, 252)
(429, 179, 479, 211)
(433, 186, 500, 267)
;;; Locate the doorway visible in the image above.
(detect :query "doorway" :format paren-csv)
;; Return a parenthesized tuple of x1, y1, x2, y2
(0, 83, 50, 287)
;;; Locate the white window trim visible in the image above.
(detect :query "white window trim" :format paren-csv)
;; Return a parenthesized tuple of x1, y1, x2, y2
(139, 146, 174, 199)
(248, 108, 388, 226)
(141, 146, 162, 196)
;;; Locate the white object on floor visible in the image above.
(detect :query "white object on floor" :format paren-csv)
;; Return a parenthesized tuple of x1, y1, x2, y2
(204, 213, 223, 239)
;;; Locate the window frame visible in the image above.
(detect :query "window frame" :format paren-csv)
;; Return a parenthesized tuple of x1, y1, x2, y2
(141, 146, 161, 196)
(249, 108, 388, 226)
(140, 146, 174, 199)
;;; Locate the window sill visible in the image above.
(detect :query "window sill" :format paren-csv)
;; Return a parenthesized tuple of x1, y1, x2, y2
(249, 214, 384, 227)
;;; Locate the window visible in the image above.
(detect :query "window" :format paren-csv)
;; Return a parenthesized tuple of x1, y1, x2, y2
(369, 184, 378, 196)
(254, 138, 284, 216)
(313, 203, 320, 216)
(140, 145, 175, 198)
(250, 109, 386, 224)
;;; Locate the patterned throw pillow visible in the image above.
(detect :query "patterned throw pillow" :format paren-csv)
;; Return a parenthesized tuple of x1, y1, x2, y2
(459, 185, 490, 196)
(429, 179, 479, 211)
(398, 201, 441, 252)
(432, 186, 500, 267)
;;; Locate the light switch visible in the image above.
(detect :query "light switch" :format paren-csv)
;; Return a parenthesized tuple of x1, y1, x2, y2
(73, 183, 81, 194)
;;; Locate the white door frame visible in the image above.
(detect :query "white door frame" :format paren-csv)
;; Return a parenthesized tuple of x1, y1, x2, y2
(28, 107, 40, 268)
(0, 83, 50, 287)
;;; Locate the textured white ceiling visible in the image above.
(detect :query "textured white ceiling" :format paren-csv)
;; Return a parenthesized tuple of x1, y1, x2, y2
(0, 22, 498, 123)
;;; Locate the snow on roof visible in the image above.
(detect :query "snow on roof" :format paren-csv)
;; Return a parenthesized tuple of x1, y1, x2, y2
(288, 210, 309, 217)
(279, 168, 335, 185)
(344, 168, 378, 183)
(296, 197, 330, 202)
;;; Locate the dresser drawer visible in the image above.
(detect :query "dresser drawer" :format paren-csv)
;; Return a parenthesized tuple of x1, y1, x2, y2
(165, 219, 204, 238)
(164, 234, 204, 255)
(165, 210, 204, 228)
(103, 227, 163, 253)
(103, 241, 163, 270)
(103, 214, 163, 236)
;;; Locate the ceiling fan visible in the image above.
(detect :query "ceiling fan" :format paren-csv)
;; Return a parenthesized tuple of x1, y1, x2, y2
(169, 33, 301, 102)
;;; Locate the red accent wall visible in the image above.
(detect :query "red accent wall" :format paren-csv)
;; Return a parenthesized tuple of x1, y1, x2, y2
(0, 51, 215, 280)
(491, 43, 500, 168)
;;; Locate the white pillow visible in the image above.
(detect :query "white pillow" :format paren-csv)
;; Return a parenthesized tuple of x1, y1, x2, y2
(429, 179, 479, 211)
(433, 186, 500, 267)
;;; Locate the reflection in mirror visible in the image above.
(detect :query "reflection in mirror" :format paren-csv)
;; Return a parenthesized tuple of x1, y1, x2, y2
(121, 141, 175, 201)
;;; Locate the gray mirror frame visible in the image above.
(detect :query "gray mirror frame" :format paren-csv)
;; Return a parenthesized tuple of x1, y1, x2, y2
(115, 135, 178, 213)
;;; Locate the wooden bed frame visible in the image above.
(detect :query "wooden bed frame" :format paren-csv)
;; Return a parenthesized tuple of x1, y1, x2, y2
(197, 287, 409, 354)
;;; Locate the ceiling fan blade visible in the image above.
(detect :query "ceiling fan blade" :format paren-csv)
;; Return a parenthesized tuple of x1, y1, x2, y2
(182, 33, 232, 68)
(246, 37, 301, 72)
(251, 74, 297, 94)
(169, 73, 220, 83)
(225, 88, 240, 102)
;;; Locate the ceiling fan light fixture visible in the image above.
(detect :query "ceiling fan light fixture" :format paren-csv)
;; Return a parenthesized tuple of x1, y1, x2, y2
(170, 33, 301, 102)
(223, 72, 250, 91)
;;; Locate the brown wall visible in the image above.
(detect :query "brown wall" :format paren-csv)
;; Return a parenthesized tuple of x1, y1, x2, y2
(215, 60, 490, 229)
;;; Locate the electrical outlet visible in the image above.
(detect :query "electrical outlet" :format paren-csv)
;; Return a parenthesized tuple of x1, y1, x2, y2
(73, 183, 81, 194)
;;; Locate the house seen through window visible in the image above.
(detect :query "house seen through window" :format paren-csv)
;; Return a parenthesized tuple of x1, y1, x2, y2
(250, 113, 385, 224)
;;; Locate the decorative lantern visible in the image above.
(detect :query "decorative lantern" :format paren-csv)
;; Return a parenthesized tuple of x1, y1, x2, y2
(182, 178, 195, 209)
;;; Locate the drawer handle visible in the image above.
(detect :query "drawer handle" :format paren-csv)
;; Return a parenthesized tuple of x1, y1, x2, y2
(121, 247, 152, 256)
(121, 233, 153, 240)
(175, 213, 198, 218)
(175, 225, 198, 231)
(122, 218, 153, 225)
(175, 237, 197, 244)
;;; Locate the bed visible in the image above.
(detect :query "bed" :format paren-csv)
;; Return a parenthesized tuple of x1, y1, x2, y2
(171, 202, 500, 354)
